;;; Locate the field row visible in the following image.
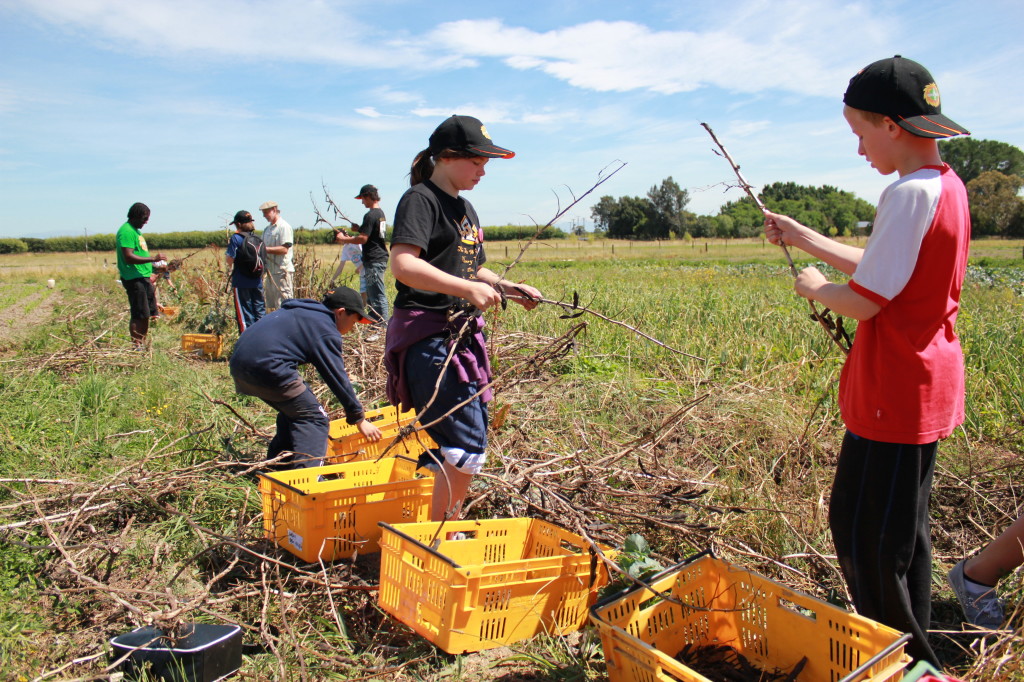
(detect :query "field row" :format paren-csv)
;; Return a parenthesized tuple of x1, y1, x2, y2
(2, 236, 1024, 281)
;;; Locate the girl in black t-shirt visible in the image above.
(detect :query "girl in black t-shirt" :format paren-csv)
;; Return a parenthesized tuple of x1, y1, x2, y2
(385, 115, 542, 524)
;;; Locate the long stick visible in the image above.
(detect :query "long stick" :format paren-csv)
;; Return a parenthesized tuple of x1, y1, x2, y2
(497, 160, 626, 279)
(701, 122, 849, 355)
(504, 294, 705, 361)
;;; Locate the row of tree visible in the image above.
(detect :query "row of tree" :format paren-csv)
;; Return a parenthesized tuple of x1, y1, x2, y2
(591, 177, 875, 239)
(943, 138, 1024, 237)
(1, 224, 567, 255)
(590, 138, 1024, 240)
(590, 177, 697, 239)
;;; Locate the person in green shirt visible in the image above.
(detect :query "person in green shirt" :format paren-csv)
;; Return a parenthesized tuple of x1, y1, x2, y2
(115, 202, 165, 347)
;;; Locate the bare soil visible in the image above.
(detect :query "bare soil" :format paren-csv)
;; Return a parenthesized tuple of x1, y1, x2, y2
(0, 285, 59, 347)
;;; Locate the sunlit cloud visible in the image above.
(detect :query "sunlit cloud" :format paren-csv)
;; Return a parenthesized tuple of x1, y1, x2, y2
(428, 2, 892, 98)
(369, 87, 423, 106)
(8, 0, 462, 69)
(355, 107, 383, 118)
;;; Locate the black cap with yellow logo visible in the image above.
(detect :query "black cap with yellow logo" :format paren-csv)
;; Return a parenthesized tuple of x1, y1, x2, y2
(428, 115, 515, 158)
(843, 55, 969, 139)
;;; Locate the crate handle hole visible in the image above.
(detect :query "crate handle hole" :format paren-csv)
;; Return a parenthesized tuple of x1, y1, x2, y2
(638, 595, 665, 611)
(777, 596, 817, 621)
(560, 540, 583, 554)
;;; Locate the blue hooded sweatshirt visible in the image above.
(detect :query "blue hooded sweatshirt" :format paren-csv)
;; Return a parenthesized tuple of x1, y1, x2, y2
(229, 299, 364, 424)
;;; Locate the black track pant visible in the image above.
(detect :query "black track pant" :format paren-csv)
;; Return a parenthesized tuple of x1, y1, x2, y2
(829, 431, 940, 667)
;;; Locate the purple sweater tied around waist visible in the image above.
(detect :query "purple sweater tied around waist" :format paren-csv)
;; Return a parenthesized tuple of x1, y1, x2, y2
(384, 308, 493, 413)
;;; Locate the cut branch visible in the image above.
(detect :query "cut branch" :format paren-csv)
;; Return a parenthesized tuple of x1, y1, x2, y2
(701, 122, 850, 355)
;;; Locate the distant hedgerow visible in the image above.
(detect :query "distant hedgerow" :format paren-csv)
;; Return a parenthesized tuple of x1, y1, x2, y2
(21, 225, 567, 253)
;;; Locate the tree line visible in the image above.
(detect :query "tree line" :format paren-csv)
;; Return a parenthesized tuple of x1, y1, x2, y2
(0, 224, 565, 255)
(590, 138, 1024, 240)
(591, 177, 875, 239)
(942, 138, 1024, 237)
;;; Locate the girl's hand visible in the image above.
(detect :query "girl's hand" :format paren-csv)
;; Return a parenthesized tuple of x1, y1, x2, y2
(464, 281, 503, 311)
(508, 283, 542, 310)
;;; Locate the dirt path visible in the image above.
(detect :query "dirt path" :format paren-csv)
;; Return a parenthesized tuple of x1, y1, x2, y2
(0, 286, 60, 347)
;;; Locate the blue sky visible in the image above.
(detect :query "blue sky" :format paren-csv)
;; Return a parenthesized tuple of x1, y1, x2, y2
(1, 0, 1022, 239)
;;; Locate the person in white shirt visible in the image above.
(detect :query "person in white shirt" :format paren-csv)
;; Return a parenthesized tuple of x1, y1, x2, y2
(259, 200, 295, 310)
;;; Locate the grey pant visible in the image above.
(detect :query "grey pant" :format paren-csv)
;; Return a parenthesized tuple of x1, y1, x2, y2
(363, 260, 389, 323)
(264, 268, 293, 309)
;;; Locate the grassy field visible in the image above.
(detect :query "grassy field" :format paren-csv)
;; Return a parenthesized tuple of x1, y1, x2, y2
(3, 235, 1022, 280)
(0, 240, 1021, 680)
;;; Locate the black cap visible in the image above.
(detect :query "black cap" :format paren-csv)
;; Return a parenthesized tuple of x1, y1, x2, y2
(354, 184, 379, 199)
(323, 287, 372, 323)
(428, 115, 515, 158)
(843, 55, 969, 139)
(230, 210, 255, 225)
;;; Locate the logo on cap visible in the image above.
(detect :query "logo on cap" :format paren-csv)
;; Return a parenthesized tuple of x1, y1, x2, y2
(480, 124, 492, 141)
(923, 83, 941, 107)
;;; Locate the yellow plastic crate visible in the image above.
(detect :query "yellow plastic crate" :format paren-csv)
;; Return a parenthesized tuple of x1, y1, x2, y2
(180, 333, 223, 359)
(591, 553, 911, 682)
(259, 456, 433, 563)
(378, 518, 611, 654)
(159, 305, 179, 318)
(329, 405, 416, 440)
(327, 406, 437, 464)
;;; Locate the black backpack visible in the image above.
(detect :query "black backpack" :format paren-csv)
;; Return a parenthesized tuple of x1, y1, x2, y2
(234, 233, 267, 278)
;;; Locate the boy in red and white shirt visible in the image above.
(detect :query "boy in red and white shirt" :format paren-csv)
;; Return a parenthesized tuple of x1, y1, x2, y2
(764, 55, 970, 667)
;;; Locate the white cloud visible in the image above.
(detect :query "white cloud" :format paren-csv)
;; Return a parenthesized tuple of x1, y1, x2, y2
(722, 120, 771, 138)
(8, 0, 457, 69)
(276, 108, 420, 133)
(369, 86, 422, 106)
(410, 106, 516, 124)
(409, 105, 569, 127)
(3, 0, 941, 106)
(427, 3, 888, 98)
(7, 0, 893, 98)
(355, 107, 383, 118)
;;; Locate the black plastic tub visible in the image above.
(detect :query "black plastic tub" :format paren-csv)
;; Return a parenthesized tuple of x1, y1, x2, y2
(109, 623, 242, 681)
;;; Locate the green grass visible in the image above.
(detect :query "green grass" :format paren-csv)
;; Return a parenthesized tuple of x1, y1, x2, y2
(0, 246, 1020, 679)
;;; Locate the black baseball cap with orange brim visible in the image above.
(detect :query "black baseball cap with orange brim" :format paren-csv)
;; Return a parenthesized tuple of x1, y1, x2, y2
(428, 115, 515, 158)
(843, 55, 969, 139)
(323, 287, 373, 323)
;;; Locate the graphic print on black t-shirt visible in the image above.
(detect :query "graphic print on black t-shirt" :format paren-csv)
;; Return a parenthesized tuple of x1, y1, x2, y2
(455, 214, 481, 282)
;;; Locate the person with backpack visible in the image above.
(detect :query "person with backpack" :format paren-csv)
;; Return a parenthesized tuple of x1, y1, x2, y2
(225, 210, 266, 333)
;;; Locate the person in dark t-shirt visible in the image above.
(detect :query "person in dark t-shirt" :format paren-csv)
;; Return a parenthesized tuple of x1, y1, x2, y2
(336, 184, 389, 325)
(384, 115, 543, 525)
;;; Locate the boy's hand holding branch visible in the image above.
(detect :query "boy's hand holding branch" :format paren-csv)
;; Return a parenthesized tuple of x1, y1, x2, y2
(763, 210, 879, 321)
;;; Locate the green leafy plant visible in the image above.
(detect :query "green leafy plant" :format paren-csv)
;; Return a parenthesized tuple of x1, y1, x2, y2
(601, 534, 664, 596)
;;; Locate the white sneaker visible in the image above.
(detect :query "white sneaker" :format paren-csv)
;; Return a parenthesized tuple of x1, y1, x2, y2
(947, 559, 1004, 629)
